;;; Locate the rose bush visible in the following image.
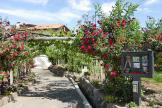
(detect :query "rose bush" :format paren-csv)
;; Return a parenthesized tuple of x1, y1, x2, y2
(75, 0, 162, 103)
(0, 18, 33, 84)
(76, 0, 142, 80)
(74, 0, 153, 103)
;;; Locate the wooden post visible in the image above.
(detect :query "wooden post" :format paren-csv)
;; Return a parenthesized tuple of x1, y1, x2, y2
(100, 65, 103, 81)
(9, 71, 13, 85)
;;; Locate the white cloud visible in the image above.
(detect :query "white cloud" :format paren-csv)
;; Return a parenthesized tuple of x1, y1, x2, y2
(101, 2, 115, 15)
(144, 0, 159, 5)
(68, 0, 91, 11)
(137, 7, 152, 13)
(0, 8, 80, 23)
(11, 0, 49, 5)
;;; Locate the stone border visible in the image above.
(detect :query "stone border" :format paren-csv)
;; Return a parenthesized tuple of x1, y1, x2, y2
(79, 77, 126, 108)
(68, 77, 92, 108)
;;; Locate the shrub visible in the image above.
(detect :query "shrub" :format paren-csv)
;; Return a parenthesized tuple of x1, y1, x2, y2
(104, 95, 116, 103)
(91, 80, 100, 88)
(153, 71, 162, 82)
(127, 102, 137, 108)
(104, 76, 133, 103)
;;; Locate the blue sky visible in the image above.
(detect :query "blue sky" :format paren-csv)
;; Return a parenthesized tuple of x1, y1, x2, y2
(0, 0, 161, 29)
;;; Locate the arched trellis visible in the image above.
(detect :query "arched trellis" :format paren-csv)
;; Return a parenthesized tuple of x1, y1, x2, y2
(3, 32, 78, 85)
(30, 33, 76, 41)
(28, 33, 78, 68)
(29, 34, 105, 81)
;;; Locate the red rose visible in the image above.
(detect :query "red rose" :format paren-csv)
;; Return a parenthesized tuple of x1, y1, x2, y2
(102, 54, 108, 59)
(158, 34, 162, 41)
(92, 23, 96, 28)
(80, 45, 85, 50)
(104, 64, 110, 70)
(109, 39, 113, 46)
(87, 45, 91, 50)
(122, 19, 126, 28)
(110, 71, 118, 79)
(91, 38, 95, 42)
(117, 20, 120, 27)
(84, 38, 89, 44)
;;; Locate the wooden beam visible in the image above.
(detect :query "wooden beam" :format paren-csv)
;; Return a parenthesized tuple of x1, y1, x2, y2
(31, 36, 76, 40)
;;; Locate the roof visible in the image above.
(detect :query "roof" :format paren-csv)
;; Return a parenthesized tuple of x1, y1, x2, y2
(30, 24, 65, 30)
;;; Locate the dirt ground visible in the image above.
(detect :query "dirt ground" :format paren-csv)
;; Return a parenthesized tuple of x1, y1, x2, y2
(141, 79, 162, 108)
(142, 79, 162, 93)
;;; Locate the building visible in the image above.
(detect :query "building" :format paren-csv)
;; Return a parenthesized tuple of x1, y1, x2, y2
(18, 23, 36, 29)
(28, 24, 70, 32)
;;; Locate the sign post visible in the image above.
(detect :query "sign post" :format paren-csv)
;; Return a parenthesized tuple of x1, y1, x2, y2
(132, 77, 141, 106)
(121, 50, 154, 106)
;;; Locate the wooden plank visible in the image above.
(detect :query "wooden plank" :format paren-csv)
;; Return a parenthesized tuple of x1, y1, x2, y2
(31, 36, 76, 40)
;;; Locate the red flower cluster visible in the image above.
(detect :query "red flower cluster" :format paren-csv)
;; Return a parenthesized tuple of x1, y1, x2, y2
(12, 32, 28, 41)
(110, 70, 118, 79)
(78, 19, 128, 79)
(158, 33, 162, 41)
(0, 31, 29, 71)
(109, 39, 114, 47)
(79, 22, 115, 56)
(80, 37, 97, 55)
(117, 19, 127, 28)
(79, 23, 102, 55)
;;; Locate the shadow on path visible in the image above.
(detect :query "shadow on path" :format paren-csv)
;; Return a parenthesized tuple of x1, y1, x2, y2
(19, 69, 85, 108)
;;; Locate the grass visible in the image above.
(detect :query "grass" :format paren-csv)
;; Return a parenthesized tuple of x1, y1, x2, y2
(142, 70, 162, 84)
(153, 71, 162, 82)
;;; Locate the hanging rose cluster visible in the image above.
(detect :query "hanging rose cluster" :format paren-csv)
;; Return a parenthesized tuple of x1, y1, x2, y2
(79, 22, 116, 56)
(0, 19, 30, 72)
(0, 32, 30, 71)
(77, 18, 127, 79)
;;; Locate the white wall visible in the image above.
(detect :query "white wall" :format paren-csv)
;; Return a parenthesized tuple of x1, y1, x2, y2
(33, 55, 52, 69)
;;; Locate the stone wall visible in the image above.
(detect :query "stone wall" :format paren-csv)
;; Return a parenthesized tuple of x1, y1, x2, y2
(79, 77, 122, 108)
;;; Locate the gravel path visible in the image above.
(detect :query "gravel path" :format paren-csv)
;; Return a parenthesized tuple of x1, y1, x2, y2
(2, 68, 85, 108)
